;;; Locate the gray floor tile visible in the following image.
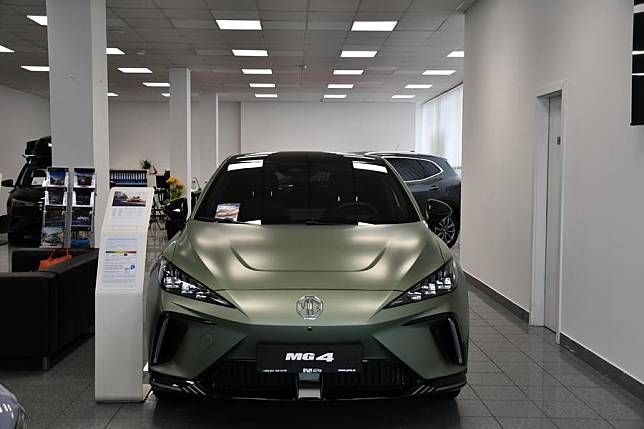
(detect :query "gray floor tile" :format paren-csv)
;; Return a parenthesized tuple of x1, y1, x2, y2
(468, 361, 503, 373)
(49, 417, 111, 429)
(452, 398, 493, 416)
(568, 387, 636, 404)
(607, 421, 644, 429)
(467, 372, 515, 386)
(519, 386, 579, 402)
(587, 402, 644, 421)
(551, 419, 613, 429)
(473, 385, 531, 401)
(498, 417, 558, 429)
(484, 400, 546, 418)
(534, 400, 599, 419)
(444, 416, 502, 429)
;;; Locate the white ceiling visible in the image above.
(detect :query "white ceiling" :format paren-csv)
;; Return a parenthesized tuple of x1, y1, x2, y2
(0, 0, 472, 103)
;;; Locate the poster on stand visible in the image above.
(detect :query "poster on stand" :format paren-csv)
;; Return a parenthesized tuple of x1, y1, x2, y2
(109, 189, 149, 226)
(41, 226, 64, 247)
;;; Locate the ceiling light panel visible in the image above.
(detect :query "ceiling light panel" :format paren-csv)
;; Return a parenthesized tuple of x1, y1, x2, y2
(243, 68, 272, 74)
(106, 47, 125, 55)
(108, 92, 118, 97)
(216, 20, 262, 30)
(233, 49, 268, 57)
(422, 69, 456, 75)
(341, 50, 377, 58)
(143, 82, 169, 87)
(447, 50, 464, 58)
(250, 83, 275, 88)
(328, 84, 354, 89)
(21, 65, 49, 72)
(392, 94, 415, 99)
(255, 93, 278, 98)
(333, 69, 364, 75)
(405, 84, 432, 89)
(162, 93, 170, 97)
(324, 94, 347, 99)
(351, 21, 397, 32)
(118, 67, 153, 74)
(0, 44, 14, 53)
(27, 15, 47, 26)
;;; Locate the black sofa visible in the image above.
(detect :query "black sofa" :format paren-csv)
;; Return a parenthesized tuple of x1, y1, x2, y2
(0, 248, 98, 370)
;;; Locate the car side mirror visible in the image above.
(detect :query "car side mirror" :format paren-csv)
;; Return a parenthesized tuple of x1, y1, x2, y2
(425, 199, 452, 227)
(164, 197, 188, 238)
(1, 179, 14, 188)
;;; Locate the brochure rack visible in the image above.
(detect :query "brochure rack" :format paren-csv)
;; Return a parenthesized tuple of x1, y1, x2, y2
(41, 167, 97, 248)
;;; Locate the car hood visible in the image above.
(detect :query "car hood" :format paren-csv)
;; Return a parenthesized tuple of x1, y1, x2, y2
(168, 220, 447, 292)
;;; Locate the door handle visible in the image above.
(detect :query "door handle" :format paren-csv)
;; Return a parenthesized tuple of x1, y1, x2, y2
(428, 185, 440, 191)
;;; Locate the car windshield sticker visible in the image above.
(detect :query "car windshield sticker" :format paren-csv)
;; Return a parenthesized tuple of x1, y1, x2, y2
(215, 203, 240, 221)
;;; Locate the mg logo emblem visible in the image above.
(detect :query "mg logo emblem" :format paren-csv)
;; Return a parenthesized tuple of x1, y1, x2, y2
(296, 296, 323, 320)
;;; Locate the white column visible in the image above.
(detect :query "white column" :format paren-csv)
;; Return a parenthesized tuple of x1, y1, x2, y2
(198, 94, 219, 184)
(46, 0, 110, 239)
(169, 68, 191, 211)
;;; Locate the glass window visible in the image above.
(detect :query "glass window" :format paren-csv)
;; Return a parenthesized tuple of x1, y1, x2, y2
(420, 160, 441, 178)
(386, 158, 425, 181)
(195, 157, 419, 225)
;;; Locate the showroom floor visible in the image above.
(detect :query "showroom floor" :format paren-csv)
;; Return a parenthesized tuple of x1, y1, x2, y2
(0, 234, 643, 429)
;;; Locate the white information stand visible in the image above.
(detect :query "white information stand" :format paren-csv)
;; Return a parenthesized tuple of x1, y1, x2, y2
(95, 187, 154, 402)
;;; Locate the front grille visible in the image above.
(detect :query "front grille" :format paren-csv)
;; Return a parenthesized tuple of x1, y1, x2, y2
(323, 360, 414, 399)
(205, 361, 298, 399)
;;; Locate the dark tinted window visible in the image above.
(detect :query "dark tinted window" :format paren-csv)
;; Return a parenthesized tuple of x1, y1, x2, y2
(195, 157, 419, 225)
(386, 158, 425, 181)
(420, 159, 441, 177)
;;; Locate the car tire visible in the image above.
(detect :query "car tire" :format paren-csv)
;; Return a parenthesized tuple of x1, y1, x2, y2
(432, 213, 459, 248)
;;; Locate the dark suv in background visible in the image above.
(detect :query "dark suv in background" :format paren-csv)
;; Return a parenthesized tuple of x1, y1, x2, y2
(366, 152, 461, 248)
(1, 136, 52, 245)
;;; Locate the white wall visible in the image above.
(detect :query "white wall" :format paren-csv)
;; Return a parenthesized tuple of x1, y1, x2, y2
(241, 102, 416, 153)
(0, 85, 51, 215)
(463, 0, 644, 383)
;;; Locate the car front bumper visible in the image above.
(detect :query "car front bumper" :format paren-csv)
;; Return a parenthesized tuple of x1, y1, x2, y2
(146, 267, 469, 400)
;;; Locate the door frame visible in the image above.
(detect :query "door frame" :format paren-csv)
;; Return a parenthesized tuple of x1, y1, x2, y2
(530, 80, 568, 343)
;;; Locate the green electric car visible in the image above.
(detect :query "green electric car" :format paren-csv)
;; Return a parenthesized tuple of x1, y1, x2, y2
(146, 151, 468, 400)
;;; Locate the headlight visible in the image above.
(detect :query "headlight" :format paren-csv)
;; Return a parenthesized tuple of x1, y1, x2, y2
(385, 259, 457, 308)
(158, 259, 234, 308)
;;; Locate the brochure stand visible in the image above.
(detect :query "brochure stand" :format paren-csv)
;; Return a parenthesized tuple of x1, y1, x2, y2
(95, 186, 153, 402)
(41, 167, 69, 248)
(70, 168, 96, 248)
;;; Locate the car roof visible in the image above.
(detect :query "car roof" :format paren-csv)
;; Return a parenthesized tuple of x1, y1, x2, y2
(364, 151, 446, 162)
(230, 151, 388, 165)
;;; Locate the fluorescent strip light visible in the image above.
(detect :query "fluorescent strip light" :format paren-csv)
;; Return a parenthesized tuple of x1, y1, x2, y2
(27, 15, 47, 26)
(341, 50, 377, 58)
(635, 3, 644, 13)
(243, 68, 272, 75)
(392, 94, 415, 99)
(0, 44, 14, 53)
(324, 94, 347, 99)
(328, 84, 354, 89)
(118, 67, 152, 74)
(232, 49, 268, 57)
(422, 69, 456, 76)
(333, 69, 363, 75)
(405, 84, 432, 89)
(634, 51, 644, 55)
(106, 47, 125, 55)
(351, 21, 397, 32)
(353, 162, 387, 173)
(21, 65, 49, 72)
(228, 160, 264, 171)
(161, 93, 170, 97)
(143, 82, 169, 87)
(447, 50, 464, 58)
(634, 73, 644, 76)
(255, 93, 278, 98)
(108, 92, 119, 97)
(249, 83, 275, 88)
(216, 19, 262, 30)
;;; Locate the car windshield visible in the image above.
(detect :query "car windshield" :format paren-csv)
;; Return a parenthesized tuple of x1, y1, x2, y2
(194, 155, 419, 225)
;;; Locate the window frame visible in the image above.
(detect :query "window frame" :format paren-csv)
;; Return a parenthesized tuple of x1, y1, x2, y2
(383, 156, 444, 183)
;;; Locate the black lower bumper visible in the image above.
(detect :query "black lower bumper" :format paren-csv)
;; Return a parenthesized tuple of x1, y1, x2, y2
(150, 361, 466, 400)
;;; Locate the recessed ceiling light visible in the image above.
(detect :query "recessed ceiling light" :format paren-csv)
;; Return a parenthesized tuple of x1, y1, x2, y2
(405, 84, 432, 89)
(447, 50, 464, 58)
(232, 49, 268, 57)
(243, 68, 272, 75)
(106, 47, 125, 55)
(634, 73, 644, 76)
(143, 82, 169, 87)
(0, 44, 14, 53)
(250, 83, 275, 88)
(328, 84, 354, 89)
(118, 67, 152, 74)
(341, 50, 377, 58)
(255, 93, 278, 98)
(422, 69, 456, 76)
(392, 94, 415, 99)
(108, 92, 119, 97)
(21, 65, 49, 72)
(333, 69, 363, 75)
(351, 21, 397, 32)
(161, 93, 170, 97)
(216, 19, 262, 30)
(324, 94, 347, 99)
(634, 51, 644, 55)
(27, 15, 47, 26)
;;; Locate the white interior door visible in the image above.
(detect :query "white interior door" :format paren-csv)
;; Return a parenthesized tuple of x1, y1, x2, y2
(545, 95, 563, 332)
